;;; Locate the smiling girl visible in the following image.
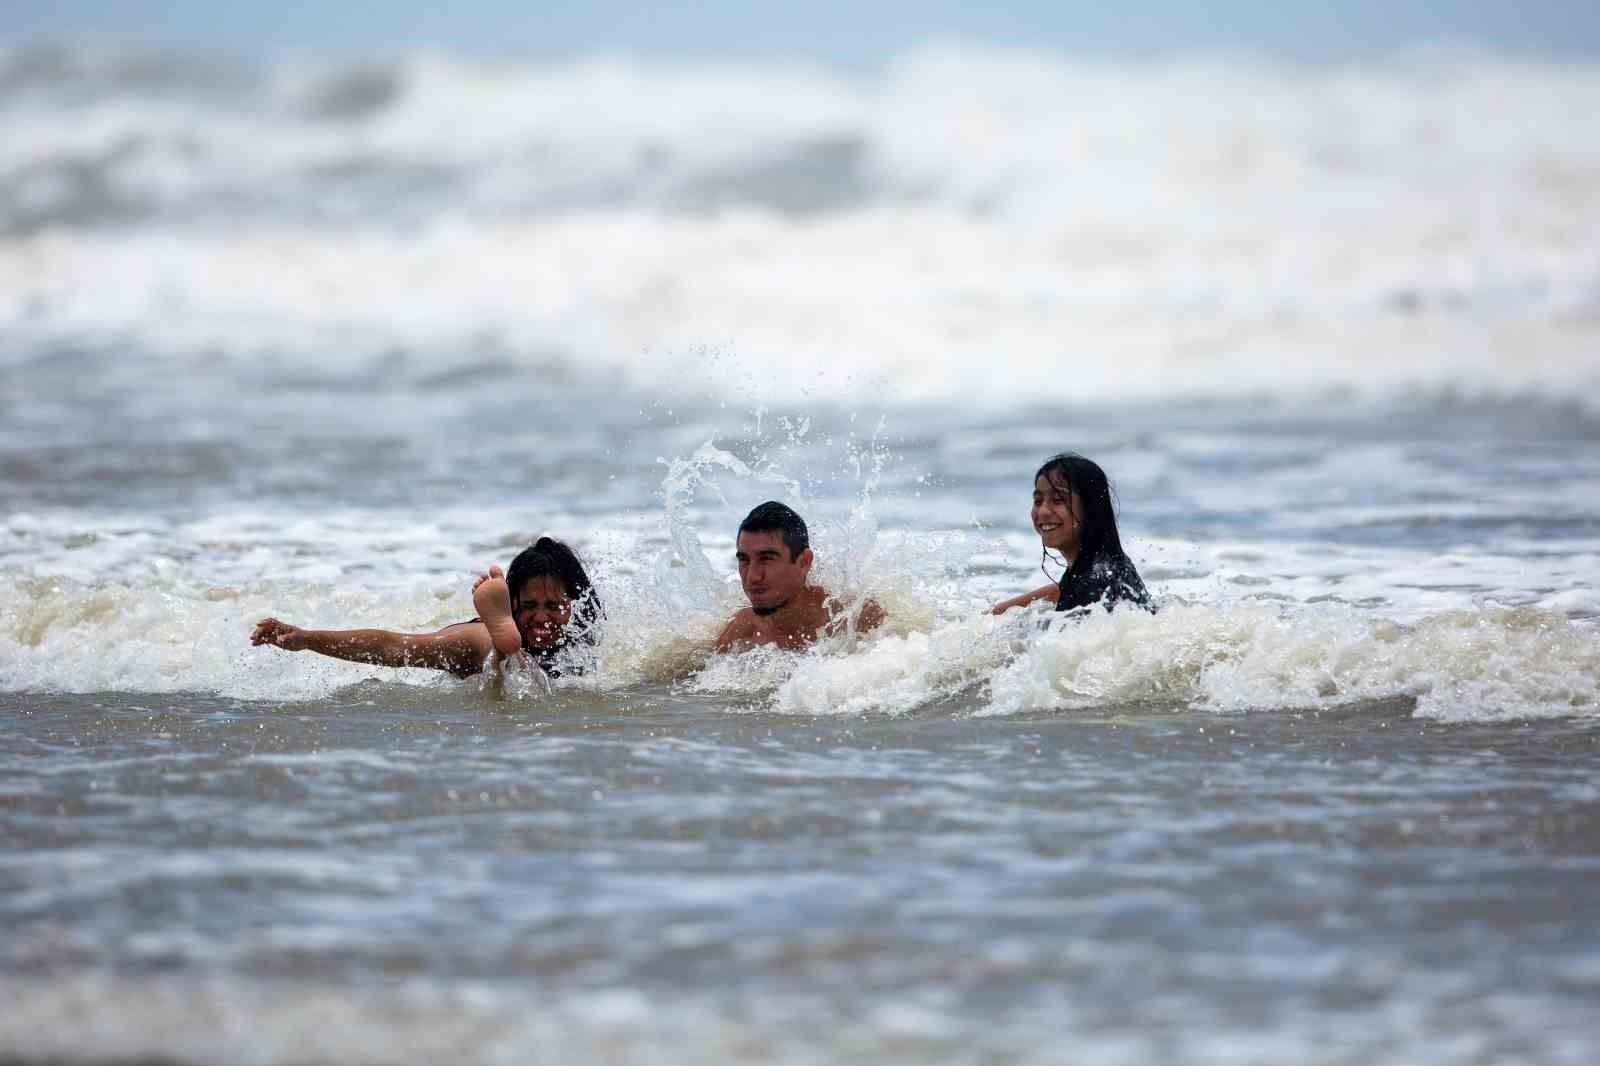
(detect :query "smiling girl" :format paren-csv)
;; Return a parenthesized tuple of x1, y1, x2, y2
(989, 453, 1153, 616)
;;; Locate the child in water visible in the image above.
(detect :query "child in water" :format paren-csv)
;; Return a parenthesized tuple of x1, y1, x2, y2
(990, 453, 1153, 615)
(250, 537, 602, 678)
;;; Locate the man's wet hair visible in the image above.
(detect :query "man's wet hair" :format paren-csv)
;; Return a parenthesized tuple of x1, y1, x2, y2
(506, 537, 603, 649)
(738, 501, 809, 561)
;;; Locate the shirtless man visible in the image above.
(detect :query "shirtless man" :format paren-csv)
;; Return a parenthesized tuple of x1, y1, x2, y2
(712, 501, 884, 653)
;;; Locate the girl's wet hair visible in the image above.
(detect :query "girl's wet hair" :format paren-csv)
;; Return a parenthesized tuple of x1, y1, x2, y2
(1034, 452, 1128, 586)
(505, 537, 603, 649)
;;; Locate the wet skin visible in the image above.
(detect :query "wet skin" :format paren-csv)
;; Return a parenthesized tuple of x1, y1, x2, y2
(1033, 472, 1083, 560)
(714, 530, 882, 652)
(472, 569, 572, 660)
(736, 529, 813, 614)
(513, 574, 573, 652)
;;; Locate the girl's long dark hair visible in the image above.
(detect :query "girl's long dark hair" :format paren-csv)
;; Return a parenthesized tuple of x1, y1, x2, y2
(505, 537, 603, 652)
(1035, 452, 1128, 587)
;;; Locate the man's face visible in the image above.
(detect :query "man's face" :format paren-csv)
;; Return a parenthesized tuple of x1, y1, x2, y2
(736, 530, 812, 613)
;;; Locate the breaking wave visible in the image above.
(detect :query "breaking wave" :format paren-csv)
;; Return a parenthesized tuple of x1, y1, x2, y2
(4, 534, 1596, 723)
(3, 42, 1598, 407)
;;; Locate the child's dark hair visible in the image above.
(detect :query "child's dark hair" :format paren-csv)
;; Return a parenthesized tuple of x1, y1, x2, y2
(505, 537, 603, 649)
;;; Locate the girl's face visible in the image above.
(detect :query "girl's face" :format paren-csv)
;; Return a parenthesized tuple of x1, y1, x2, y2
(1032, 473, 1083, 559)
(514, 574, 573, 651)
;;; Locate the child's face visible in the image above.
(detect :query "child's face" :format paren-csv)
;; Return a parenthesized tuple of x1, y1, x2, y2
(1032, 473, 1082, 558)
(514, 575, 572, 650)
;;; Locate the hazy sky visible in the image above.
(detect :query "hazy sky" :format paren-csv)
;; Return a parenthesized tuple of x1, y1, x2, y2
(4, 0, 1600, 65)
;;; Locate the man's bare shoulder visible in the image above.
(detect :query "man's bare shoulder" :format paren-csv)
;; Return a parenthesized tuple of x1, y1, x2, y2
(819, 588, 884, 635)
(712, 608, 758, 653)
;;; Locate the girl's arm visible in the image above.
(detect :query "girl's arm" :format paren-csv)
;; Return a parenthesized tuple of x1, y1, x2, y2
(250, 618, 492, 678)
(989, 584, 1058, 615)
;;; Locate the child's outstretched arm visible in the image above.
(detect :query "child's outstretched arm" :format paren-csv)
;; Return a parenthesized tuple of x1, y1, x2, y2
(249, 617, 491, 677)
(989, 584, 1058, 615)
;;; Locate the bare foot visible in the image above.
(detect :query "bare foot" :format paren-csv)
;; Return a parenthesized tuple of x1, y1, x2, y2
(472, 566, 523, 658)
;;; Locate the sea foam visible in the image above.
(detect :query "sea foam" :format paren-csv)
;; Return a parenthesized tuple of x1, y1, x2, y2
(5, 536, 1596, 723)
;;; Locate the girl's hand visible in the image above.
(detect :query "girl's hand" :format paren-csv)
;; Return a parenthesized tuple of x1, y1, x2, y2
(251, 617, 309, 650)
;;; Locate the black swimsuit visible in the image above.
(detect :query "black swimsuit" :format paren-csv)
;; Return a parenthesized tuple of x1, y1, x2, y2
(1056, 554, 1154, 614)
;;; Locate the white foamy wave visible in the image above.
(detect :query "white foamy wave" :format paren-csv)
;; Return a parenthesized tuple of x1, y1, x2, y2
(4, 561, 1596, 721)
(0, 573, 476, 700)
(2, 433, 1595, 713)
(3, 44, 1598, 407)
(766, 600, 1600, 722)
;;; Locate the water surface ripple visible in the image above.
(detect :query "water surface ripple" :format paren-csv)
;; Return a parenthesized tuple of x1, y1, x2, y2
(4, 693, 1597, 1063)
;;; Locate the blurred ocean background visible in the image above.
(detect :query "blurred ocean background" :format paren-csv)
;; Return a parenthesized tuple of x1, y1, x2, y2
(2, 3, 1598, 1063)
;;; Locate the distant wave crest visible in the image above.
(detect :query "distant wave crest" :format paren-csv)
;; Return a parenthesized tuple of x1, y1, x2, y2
(2, 42, 1599, 406)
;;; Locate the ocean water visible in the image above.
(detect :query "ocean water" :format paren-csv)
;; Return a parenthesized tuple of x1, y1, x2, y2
(2, 41, 1599, 1064)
